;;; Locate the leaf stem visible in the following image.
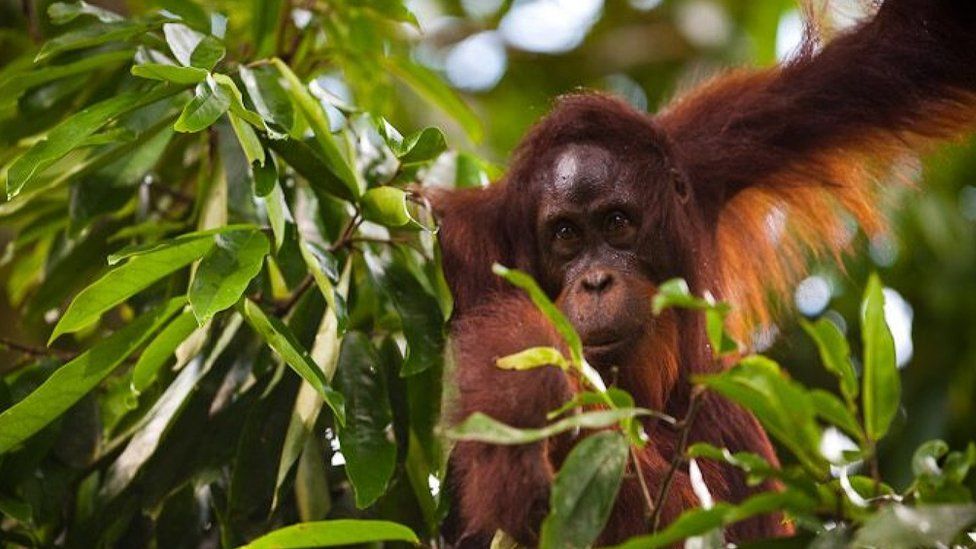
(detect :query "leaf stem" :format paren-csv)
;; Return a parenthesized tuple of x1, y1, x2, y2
(651, 386, 704, 532)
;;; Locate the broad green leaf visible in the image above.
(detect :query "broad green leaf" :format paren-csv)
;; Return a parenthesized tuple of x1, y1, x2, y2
(368, 255, 444, 376)
(493, 264, 582, 366)
(383, 57, 482, 142)
(189, 36, 225, 70)
(241, 299, 345, 425)
(361, 186, 411, 227)
(35, 20, 156, 62)
(394, 127, 447, 164)
(810, 389, 863, 441)
(240, 64, 295, 133)
(695, 356, 827, 477)
(7, 86, 179, 198)
(272, 58, 359, 198)
(455, 152, 491, 188)
(131, 309, 198, 393)
(853, 504, 976, 549)
(802, 317, 859, 402)
(652, 278, 711, 314)
(687, 443, 779, 482)
(189, 229, 269, 323)
(229, 112, 265, 166)
(107, 225, 252, 264)
(263, 183, 289, 250)
(652, 276, 737, 356)
(174, 77, 231, 133)
(273, 302, 344, 512)
(447, 409, 652, 445)
(213, 73, 266, 128)
(0, 298, 183, 454)
(0, 50, 133, 103)
(253, 150, 278, 196)
(51, 234, 216, 341)
(48, 1, 123, 24)
(347, 0, 418, 25)
(163, 23, 224, 69)
(242, 519, 418, 548)
(267, 137, 355, 202)
(539, 431, 628, 549)
(334, 333, 396, 508)
(251, 0, 284, 57)
(861, 274, 900, 441)
(496, 346, 569, 371)
(131, 63, 208, 85)
(610, 491, 815, 549)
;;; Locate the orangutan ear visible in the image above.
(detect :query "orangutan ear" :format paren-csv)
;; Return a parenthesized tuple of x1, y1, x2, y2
(671, 167, 691, 205)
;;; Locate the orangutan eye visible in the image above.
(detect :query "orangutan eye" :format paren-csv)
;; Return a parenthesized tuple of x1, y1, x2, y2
(605, 211, 630, 232)
(554, 221, 580, 241)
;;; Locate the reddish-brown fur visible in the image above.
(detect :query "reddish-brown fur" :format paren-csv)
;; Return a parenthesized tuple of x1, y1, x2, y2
(433, 1, 976, 546)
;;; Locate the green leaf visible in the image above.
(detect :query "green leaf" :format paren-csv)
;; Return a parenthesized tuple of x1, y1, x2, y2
(394, 127, 447, 164)
(253, 150, 278, 196)
(131, 309, 198, 393)
(0, 298, 183, 454)
(241, 299, 345, 425)
(131, 63, 208, 85)
(189, 36, 225, 71)
(272, 58, 359, 198)
(810, 389, 863, 441)
(0, 50, 133, 103)
(229, 112, 265, 167)
(853, 504, 976, 549)
(493, 264, 582, 366)
(241, 519, 418, 548)
(48, 1, 123, 24)
(7, 86, 178, 198)
(913, 440, 950, 477)
(361, 186, 411, 227)
(334, 332, 396, 508)
(107, 225, 252, 264)
(35, 20, 155, 62)
(610, 491, 815, 549)
(652, 278, 711, 314)
(540, 431, 628, 549)
(861, 274, 900, 441)
(267, 137, 355, 202)
(383, 57, 482, 142)
(695, 356, 827, 477)
(51, 233, 216, 341)
(251, 0, 284, 57)
(347, 0, 419, 25)
(687, 443, 779, 482)
(163, 23, 225, 69)
(447, 409, 652, 445)
(801, 317, 859, 402)
(240, 64, 295, 134)
(174, 77, 231, 133)
(368, 255, 444, 376)
(455, 152, 491, 188)
(496, 346, 569, 371)
(189, 229, 269, 323)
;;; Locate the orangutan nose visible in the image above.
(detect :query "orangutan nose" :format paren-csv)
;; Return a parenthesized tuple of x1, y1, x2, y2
(580, 269, 614, 294)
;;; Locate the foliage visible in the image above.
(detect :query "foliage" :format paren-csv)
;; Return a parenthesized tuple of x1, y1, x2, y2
(0, 1, 974, 548)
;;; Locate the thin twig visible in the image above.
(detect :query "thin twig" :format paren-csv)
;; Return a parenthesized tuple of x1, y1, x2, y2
(630, 445, 655, 522)
(328, 213, 363, 253)
(0, 337, 76, 361)
(273, 275, 315, 315)
(651, 387, 704, 532)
